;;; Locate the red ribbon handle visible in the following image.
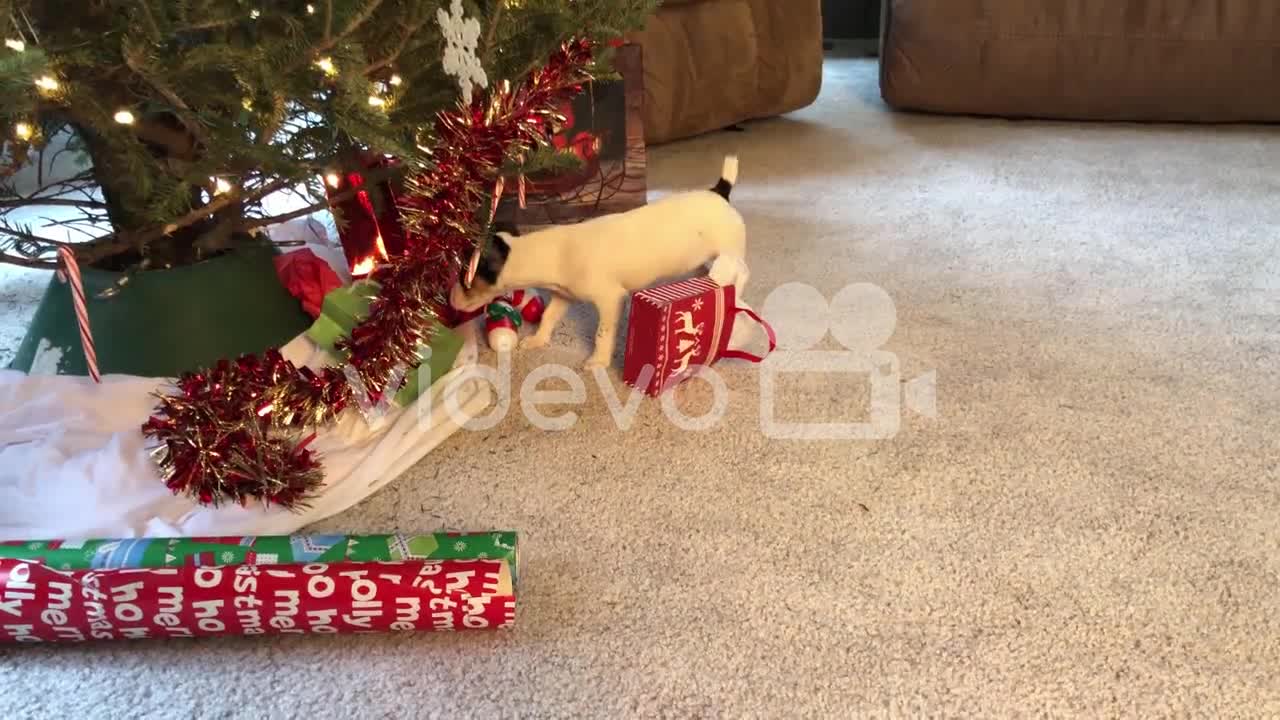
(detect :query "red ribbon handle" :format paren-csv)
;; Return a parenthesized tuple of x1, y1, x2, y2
(720, 306, 777, 363)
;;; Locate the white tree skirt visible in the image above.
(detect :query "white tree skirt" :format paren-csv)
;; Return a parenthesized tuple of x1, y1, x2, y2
(0, 147, 502, 540)
(0, 210, 494, 541)
(0, 297, 491, 542)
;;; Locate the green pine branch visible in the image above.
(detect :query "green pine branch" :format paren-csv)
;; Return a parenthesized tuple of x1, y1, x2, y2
(0, 0, 658, 269)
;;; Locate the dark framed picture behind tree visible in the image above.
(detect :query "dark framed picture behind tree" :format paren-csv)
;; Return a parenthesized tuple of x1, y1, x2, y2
(495, 42, 646, 226)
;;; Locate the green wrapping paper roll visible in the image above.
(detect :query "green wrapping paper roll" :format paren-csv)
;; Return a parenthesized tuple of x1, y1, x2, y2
(0, 532, 517, 576)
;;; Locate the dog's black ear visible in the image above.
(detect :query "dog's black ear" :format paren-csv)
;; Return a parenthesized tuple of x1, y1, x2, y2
(488, 231, 511, 260)
(475, 231, 511, 286)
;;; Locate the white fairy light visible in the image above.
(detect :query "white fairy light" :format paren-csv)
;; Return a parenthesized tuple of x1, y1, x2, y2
(389, 74, 403, 86)
(306, 4, 316, 14)
(314, 57, 337, 76)
(324, 172, 341, 189)
(212, 178, 233, 195)
(5, 39, 24, 52)
(14, 122, 33, 140)
(113, 109, 136, 125)
(368, 95, 387, 108)
(34, 75, 58, 92)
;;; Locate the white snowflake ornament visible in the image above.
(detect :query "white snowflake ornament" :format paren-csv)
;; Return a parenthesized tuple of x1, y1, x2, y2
(438, 0, 487, 103)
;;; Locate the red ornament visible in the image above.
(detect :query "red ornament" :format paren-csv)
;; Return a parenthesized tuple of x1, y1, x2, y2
(484, 289, 546, 352)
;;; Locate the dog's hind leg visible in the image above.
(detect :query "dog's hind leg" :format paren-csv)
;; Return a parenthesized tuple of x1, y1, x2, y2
(585, 288, 626, 369)
(708, 254, 750, 295)
(708, 210, 748, 294)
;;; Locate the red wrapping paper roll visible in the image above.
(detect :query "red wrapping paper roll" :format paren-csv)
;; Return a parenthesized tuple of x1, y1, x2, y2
(1, 554, 515, 643)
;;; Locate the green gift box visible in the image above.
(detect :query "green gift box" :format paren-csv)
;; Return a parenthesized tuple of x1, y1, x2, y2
(306, 281, 463, 406)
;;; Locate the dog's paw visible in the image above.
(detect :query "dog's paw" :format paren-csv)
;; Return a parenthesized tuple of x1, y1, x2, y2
(519, 335, 550, 351)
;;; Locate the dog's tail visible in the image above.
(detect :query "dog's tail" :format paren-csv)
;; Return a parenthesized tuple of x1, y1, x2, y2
(711, 155, 739, 201)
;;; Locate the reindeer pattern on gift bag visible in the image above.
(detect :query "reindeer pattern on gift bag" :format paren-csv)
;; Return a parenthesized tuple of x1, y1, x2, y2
(669, 309, 707, 379)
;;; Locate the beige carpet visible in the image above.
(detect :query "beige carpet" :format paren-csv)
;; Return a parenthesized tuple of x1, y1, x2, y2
(4, 58, 1280, 717)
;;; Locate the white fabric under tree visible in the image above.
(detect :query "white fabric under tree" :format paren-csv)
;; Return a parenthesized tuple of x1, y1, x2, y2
(0, 218, 492, 541)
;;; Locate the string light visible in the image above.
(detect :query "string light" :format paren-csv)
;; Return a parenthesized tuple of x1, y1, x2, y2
(212, 178, 233, 195)
(14, 122, 33, 141)
(242, 98, 254, 111)
(4, 39, 24, 52)
(389, 74, 403, 86)
(250, 9, 260, 19)
(306, 4, 316, 14)
(324, 173, 341, 189)
(367, 95, 387, 108)
(415, 127, 433, 153)
(113, 109, 135, 125)
(314, 57, 337, 76)
(34, 75, 59, 92)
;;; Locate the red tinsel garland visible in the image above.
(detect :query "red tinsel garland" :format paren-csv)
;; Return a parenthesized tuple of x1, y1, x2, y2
(141, 39, 596, 510)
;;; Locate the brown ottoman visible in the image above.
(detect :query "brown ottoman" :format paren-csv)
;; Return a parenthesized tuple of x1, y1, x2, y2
(627, 0, 824, 144)
(879, 0, 1280, 122)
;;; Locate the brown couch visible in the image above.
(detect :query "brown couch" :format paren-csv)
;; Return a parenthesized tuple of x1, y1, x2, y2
(880, 0, 1280, 123)
(627, 0, 824, 144)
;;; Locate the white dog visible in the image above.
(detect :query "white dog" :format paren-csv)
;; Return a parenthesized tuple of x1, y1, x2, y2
(451, 155, 748, 368)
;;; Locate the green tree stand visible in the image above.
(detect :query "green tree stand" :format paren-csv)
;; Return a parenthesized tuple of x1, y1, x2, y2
(9, 244, 312, 379)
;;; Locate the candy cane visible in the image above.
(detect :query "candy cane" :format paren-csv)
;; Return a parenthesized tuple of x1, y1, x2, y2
(488, 176, 506, 223)
(55, 245, 100, 383)
(465, 177, 507, 289)
(465, 246, 481, 289)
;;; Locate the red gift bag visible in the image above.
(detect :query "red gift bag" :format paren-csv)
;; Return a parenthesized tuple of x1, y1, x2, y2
(325, 153, 408, 277)
(623, 277, 776, 396)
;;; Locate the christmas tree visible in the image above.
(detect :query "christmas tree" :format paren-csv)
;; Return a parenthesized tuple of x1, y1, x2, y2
(0, 0, 655, 271)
